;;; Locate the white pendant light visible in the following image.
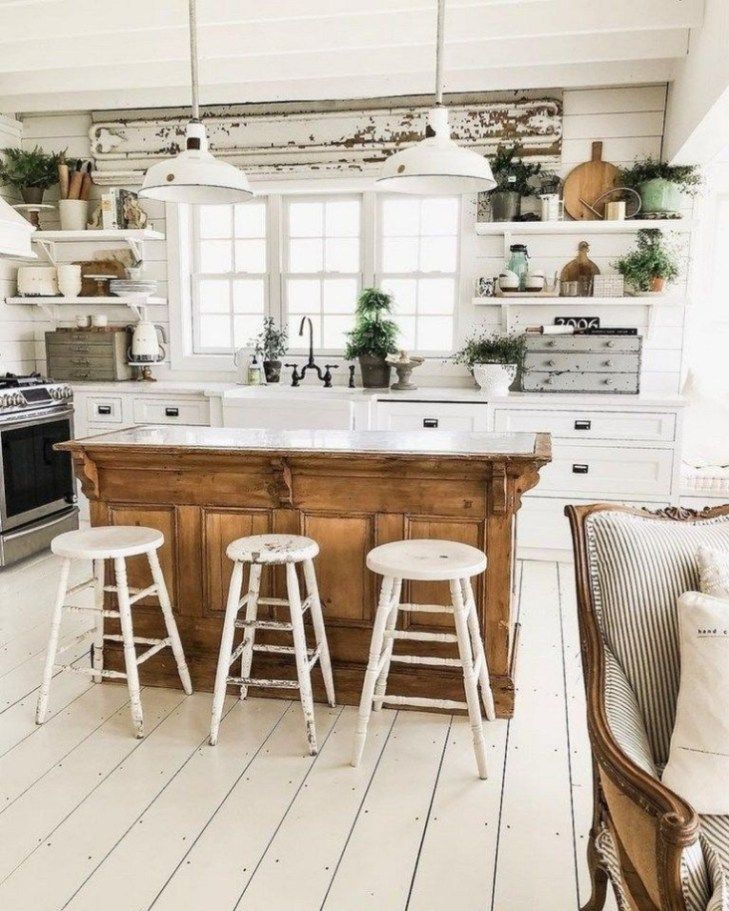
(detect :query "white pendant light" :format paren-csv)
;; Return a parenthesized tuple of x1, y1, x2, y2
(376, 0, 495, 195)
(139, 0, 252, 205)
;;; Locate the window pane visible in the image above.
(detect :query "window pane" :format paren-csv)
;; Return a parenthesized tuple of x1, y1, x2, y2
(418, 316, 453, 351)
(421, 197, 459, 235)
(233, 279, 265, 314)
(382, 278, 417, 315)
(289, 238, 323, 272)
(396, 316, 416, 350)
(322, 315, 354, 349)
(287, 278, 320, 314)
(234, 315, 265, 348)
(198, 279, 230, 313)
(235, 239, 266, 273)
(381, 237, 418, 272)
(419, 277, 456, 314)
(382, 198, 419, 236)
(289, 201, 323, 237)
(198, 314, 230, 349)
(322, 278, 357, 314)
(234, 202, 265, 238)
(325, 237, 359, 272)
(200, 240, 232, 273)
(326, 200, 360, 237)
(419, 236, 457, 272)
(199, 206, 231, 238)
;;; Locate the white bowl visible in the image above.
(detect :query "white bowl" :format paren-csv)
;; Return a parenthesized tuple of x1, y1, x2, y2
(473, 362, 517, 397)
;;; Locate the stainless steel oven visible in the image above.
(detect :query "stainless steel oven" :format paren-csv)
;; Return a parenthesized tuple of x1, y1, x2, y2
(0, 377, 78, 567)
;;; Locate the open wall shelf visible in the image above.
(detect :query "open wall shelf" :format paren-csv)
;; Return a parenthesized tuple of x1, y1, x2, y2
(5, 295, 165, 320)
(31, 228, 165, 264)
(474, 219, 696, 236)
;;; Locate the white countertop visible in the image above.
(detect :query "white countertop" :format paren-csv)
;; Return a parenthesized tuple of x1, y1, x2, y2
(69, 425, 541, 457)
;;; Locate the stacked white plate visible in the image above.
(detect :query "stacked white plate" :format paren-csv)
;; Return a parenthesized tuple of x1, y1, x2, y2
(109, 279, 158, 299)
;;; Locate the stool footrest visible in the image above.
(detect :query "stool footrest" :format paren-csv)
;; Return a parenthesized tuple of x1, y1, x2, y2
(227, 675, 300, 690)
(383, 629, 458, 644)
(128, 584, 158, 605)
(389, 654, 463, 668)
(64, 605, 120, 619)
(252, 643, 316, 657)
(236, 619, 293, 631)
(373, 694, 468, 711)
(56, 664, 127, 680)
(397, 603, 454, 614)
(55, 630, 93, 661)
(66, 578, 94, 596)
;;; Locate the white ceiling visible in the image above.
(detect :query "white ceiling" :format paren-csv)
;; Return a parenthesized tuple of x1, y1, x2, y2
(0, 0, 702, 114)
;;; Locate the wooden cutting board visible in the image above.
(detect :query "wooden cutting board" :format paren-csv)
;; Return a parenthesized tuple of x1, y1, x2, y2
(560, 241, 600, 294)
(562, 141, 619, 220)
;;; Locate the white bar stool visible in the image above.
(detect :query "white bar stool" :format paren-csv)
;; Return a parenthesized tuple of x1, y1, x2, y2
(36, 526, 193, 738)
(209, 534, 335, 754)
(352, 539, 496, 779)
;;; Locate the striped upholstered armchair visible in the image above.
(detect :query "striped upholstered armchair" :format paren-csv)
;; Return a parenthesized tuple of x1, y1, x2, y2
(566, 503, 729, 911)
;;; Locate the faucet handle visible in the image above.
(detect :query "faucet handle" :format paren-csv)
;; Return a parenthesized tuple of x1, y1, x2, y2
(284, 363, 301, 387)
(322, 364, 339, 388)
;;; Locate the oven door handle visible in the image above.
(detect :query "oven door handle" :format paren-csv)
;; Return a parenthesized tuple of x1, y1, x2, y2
(3, 509, 78, 541)
(0, 406, 74, 430)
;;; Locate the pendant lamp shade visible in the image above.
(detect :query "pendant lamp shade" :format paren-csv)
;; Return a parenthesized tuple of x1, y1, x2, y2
(376, 107, 495, 195)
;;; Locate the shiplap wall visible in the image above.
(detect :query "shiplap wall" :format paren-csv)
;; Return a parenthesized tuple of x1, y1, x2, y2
(17, 83, 687, 392)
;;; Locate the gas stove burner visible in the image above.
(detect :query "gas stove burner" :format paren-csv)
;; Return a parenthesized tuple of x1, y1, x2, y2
(0, 372, 48, 389)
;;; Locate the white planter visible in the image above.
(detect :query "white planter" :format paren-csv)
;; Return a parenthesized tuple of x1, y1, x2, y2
(58, 199, 89, 231)
(473, 362, 517, 397)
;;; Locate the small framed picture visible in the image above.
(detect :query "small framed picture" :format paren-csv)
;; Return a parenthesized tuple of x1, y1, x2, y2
(475, 277, 495, 298)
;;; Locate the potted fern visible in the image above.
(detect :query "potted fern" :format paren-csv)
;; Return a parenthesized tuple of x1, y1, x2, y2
(618, 157, 702, 217)
(249, 317, 288, 383)
(453, 329, 527, 395)
(613, 228, 679, 295)
(344, 287, 399, 387)
(0, 145, 63, 204)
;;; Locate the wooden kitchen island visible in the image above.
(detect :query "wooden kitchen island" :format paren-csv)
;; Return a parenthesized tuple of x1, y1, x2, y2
(60, 426, 550, 717)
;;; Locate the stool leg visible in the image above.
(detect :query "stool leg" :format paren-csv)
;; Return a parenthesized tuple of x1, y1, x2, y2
(451, 578, 488, 780)
(372, 577, 401, 712)
(92, 559, 105, 683)
(115, 558, 144, 738)
(302, 558, 335, 708)
(36, 557, 72, 725)
(147, 549, 192, 696)
(210, 559, 244, 746)
(287, 563, 318, 755)
(462, 579, 496, 721)
(352, 575, 395, 768)
(239, 563, 262, 700)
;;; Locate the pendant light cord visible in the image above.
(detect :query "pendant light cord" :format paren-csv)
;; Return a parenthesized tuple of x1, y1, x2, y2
(434, 0, 445, 106)
(188, 0, 200, 121)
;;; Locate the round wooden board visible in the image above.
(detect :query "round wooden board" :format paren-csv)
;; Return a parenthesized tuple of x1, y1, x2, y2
(562, 141, 619, 221)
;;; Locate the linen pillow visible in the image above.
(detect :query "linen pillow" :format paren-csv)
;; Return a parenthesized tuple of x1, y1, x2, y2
(697, 544, 729, 599)
(662, 591, 729, 814)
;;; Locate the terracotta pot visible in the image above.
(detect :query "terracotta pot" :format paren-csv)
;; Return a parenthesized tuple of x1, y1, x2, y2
(263, 359, 282, 383)
(650, 276, 666, 293)
(358, 354, 391, 388)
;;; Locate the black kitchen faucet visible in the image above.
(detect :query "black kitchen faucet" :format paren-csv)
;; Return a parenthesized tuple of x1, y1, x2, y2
(285, 316, 338, 387)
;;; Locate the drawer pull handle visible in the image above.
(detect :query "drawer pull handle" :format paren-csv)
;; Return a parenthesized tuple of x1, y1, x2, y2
(603, 360, 612, 367)
(423, 418, 438, 428)
(572, 464, 589, 474)
(544, 359, 555, 367)
(165, 407, 180, 417)
(574, 420, 591, 431)
(97, 405, 112, 415)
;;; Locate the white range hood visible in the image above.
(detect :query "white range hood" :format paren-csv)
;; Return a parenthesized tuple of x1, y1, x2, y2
(0, 197, 35, 259)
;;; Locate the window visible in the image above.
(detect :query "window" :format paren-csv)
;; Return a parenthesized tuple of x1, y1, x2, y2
(378, 196, 460, 352)
(283, 196, 362, 351)
(191, 201, 268, 353)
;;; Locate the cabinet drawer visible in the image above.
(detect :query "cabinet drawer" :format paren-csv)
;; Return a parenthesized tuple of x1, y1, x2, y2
(86, 396, 124, 423)
(526, 335, 641, 352)
(538, 444, 673, 497)
(132, 397, 210, 425)
(523, 371, 639, 394)
(493, 408, 676, 442)
(524, 352, 640, 373)
(375, 401, 488, 431)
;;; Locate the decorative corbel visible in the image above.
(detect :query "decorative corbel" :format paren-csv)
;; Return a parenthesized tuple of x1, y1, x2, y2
(72, 451, 99, 499)
(491, 462, 507, 514)
(269, 457, 293, 507)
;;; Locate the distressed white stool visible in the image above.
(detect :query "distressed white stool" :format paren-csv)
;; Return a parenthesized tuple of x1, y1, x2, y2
(36, 526, 193, 738)
(209, 534, 335, 754)
(352, 539, 496, 779)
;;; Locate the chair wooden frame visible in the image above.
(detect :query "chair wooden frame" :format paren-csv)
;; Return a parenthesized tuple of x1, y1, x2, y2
(566, 502, 729, 911)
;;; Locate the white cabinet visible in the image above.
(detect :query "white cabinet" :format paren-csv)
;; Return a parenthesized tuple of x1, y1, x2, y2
(132, 397, 209, 426)
(375, 401, 489, 432)
(223, 399, 356, 431)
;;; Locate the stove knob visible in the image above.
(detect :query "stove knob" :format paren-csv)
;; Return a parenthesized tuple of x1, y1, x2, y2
(63, 386, 73, 399)
(0, 394, 8, 408)
(49, 387, 58, 399)
(12, 392, 24, 406)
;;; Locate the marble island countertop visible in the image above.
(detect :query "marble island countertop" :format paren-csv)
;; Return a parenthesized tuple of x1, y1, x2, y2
(61, 425, 548, 459)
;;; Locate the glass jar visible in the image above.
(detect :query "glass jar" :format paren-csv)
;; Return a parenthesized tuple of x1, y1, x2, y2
(506, 244, 530, 290)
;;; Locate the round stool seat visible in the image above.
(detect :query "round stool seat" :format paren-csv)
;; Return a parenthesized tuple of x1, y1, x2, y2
(51, 526, 164, 560)
(366, 539, 486, 581)
(226, 534, 319, 564)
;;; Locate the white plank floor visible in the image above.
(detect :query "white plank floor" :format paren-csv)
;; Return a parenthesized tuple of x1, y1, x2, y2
(0, 552, 619, 911)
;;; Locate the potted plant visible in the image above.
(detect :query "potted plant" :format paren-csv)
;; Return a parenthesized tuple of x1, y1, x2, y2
(618, 157, 702, 217)
(613, 228, 679, 294)
(488, 144, 543, 222)
(344, 287, 399, 388)
(453, 329, 527, 395)
(0, 145, 63, 204)
(249, 317, 288, 383)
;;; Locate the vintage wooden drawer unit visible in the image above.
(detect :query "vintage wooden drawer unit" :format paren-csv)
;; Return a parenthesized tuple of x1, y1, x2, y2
(46, 329, 132, 382)
(522, 334, 642, 394)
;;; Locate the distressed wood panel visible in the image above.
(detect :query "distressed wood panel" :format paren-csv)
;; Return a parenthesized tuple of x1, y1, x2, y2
(106, 505, 176, 606)
(203, 508, 272, 618)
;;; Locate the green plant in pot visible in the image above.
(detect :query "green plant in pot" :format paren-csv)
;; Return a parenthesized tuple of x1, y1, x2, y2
(613, 228, 679, 294)
(344, 287, 399, 388)
(488, 144, 543, 222)
(453, 329, 527, 395)
(0, 145, 63, 204)
(618, 157, 702, 217)
(249, 317, 288, 383)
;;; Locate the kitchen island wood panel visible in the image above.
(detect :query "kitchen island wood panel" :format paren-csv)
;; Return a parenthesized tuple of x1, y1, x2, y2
(60, 427, 550, 717)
